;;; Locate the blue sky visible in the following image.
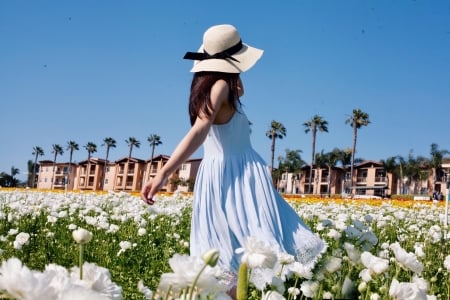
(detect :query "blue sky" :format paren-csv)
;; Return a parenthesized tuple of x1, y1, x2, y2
(1, 1, 450, 181)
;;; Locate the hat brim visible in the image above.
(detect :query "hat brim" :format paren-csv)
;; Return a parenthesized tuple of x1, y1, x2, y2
(190, 43, 264, 73)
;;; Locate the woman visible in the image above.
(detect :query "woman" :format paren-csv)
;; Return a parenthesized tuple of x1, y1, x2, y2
(141, 24, 325, 290)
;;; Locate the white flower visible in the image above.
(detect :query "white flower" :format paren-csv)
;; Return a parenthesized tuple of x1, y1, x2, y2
(360, 251, 389, 275)
(326, 228, 341, 240)
(390, 242, 423, 273)
(287, 287, 300, 296)
(344, 242, 361, 264)
(278, 252, 295, 265)
(249, 268, 280, 292)
(201, 248, 220, 267)
(137, 280, 153, 300)
(13, 232, 30, 250)
(414, 244, 425, 258)
(117, 241, 132, 256)
(70, 262, 122, 299)
(137, 227, 147, 236)
(444, 255, 450, 272)
(286, 261, 313, 279)
(68, 224, 77, 230)
(300, 280, 319, 298)
(324, 256, 342, 274)
(341, 276, 356, 299)
(359, 269, 372, 282)
(157, 253, 227, 296)
(427, 225, 442, 244)
(262, 290, 285, 300)
(389, 278, 427, 300)
(370, 293, 381, 300)
(59, 285, 111, 300)
(0, 257, 58, 300)
(72, 228, 93, 244)
(235, 237, 278, 269)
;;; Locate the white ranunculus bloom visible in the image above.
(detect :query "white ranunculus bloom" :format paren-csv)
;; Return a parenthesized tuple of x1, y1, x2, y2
(43, 263, 71, 297)
(444, 255, 450, 272)
(344, 242, 361, 264)
(287, 287, 300, 297)
(360, 251, 389, 275)
(326, 228, 341, 240)
(412, 275, 428, 293)
(359, 268, 372, 282)
(262, 290, 286, 300)
(13, 232, 30, 250)
(427, 225, 442, 244)
(137, 280, 153, 300)
(59, 285, 111, 300)
(70, 262, 122, 299)
(286, 261, 313, 279)
(0, 257, 58, 300)
(278, 252, 295, 265)
(137, 227, 147, 236)
(389, 278, 427, 300)
(117, 241, 132, 256)
(235, 237, 278, 269)
(341, 276, 357, 299)
(324, 256, 342, 274)
(300, 280, 319, 298)
(72, 228, 93, 244)
(157, 253, 227, 297)
(390, 242, 423, 274)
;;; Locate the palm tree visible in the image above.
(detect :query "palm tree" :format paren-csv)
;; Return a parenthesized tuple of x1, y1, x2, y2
(101, 137, 117, 189)
(147, 134, 162, 169)
(282, 149, 304, 194)
(266, 120, 286, 174)
(50, 144, 64, 190)
(31, 146, 44, 188)
(66, 140, 79, 188)
(429, 143, 449, 191)
(313, 150, 329, 195)
(10, 166, 20, 187)
(303, 115, 328, 193)
(125, 137, 140, 190)
(84, 142, 97, 188)
(27, 160, 33, 187)
(380, 156, 398, 197)
(324, 148, 341, 195)
(345, 109, 370, 194)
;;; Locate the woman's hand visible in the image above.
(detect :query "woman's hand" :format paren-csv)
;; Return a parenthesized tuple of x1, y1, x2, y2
(141, 173, 167, 205)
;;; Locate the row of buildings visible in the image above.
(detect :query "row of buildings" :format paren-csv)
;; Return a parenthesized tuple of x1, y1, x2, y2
(35, 154, 450, 197)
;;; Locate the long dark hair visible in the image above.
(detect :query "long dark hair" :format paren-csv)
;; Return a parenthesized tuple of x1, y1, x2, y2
(188, 72, 241, 125)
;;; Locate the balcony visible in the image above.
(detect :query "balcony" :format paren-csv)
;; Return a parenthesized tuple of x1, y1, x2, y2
(375, 176, 387, 183)
(356, 176, 367, 183)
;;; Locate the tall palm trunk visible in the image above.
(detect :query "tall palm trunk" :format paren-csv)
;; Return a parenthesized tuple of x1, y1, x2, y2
(308, 129, 316, 194)
(350, 124, 357, 194)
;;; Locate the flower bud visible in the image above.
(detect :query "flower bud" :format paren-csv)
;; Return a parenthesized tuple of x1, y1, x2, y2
(358, 282, 367, 293)
(72, 228, 93, 244)
(201, 248, 220, 267)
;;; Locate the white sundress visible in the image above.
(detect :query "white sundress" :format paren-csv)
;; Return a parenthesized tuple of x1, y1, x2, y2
(190, 107, 326, 274)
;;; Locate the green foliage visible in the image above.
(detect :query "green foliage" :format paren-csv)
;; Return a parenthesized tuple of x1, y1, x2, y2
(0, 202, 192, 298)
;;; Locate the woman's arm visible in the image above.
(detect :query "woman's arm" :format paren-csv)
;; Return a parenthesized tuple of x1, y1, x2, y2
(141, 79, 230, 204)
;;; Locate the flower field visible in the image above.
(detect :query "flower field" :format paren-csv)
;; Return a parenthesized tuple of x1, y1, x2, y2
(0, 189, 449, 299)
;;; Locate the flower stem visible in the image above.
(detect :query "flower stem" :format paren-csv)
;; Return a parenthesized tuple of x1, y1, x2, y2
(189, 263, 208, 300)
(237, 262, 249, 300)
(79, 244, 84, 280)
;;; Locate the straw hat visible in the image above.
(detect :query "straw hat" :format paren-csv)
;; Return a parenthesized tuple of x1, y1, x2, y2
(184, 24, 263, 73)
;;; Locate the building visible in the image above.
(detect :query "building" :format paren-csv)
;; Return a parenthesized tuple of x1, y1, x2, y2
(35, 156, 450, 197)
(36, 155, 201, 193)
